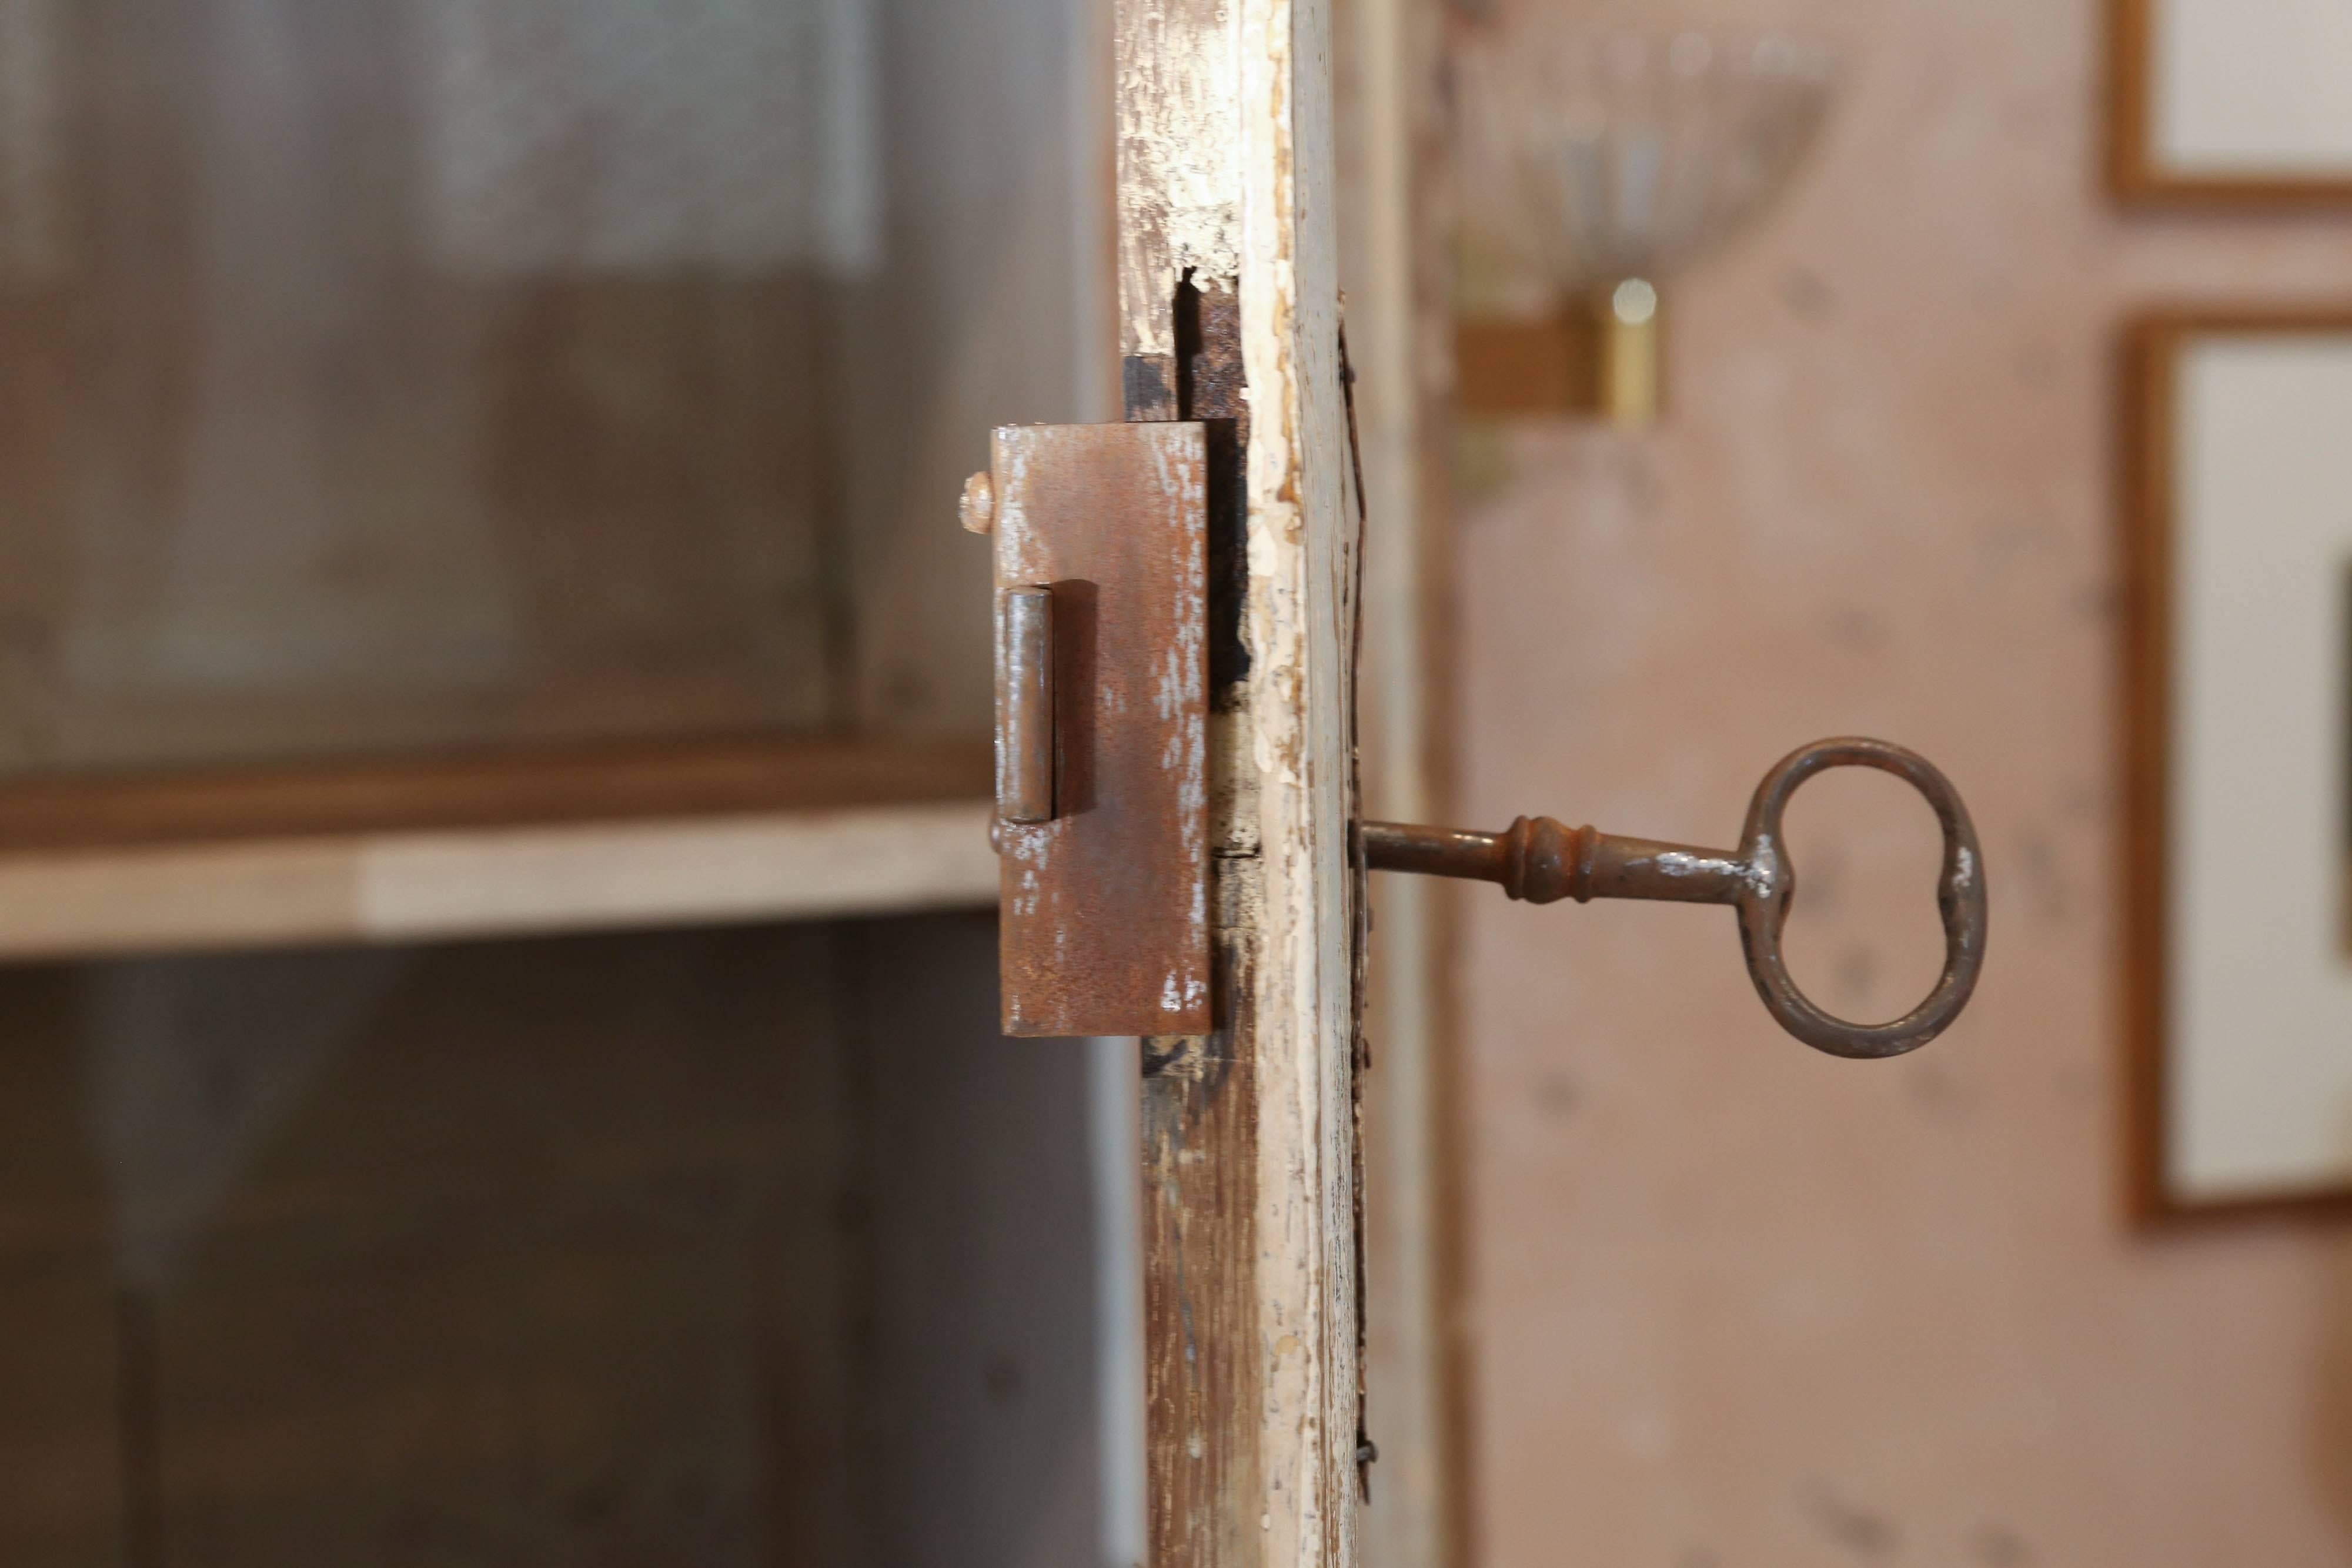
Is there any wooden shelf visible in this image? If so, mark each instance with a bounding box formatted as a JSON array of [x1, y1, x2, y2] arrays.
[[0, 734, 994, 851], [0, 737, 1000, 961]]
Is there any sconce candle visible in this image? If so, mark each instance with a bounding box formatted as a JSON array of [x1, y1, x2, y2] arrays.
[[1600, 277, 1661, 426]]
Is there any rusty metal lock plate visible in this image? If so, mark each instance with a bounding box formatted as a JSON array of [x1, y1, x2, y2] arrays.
[[990, 422, 1210, 1037]]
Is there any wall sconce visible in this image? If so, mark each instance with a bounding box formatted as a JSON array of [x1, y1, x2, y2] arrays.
[[1455, 25, 1838, 427]]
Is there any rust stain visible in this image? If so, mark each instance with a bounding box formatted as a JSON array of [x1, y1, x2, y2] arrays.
[[991, 422, 1214, 1037]]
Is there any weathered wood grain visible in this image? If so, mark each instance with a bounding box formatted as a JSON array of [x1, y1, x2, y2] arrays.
[[1122, 0, 1362, 1559], [1115, 0, 1241, 369]]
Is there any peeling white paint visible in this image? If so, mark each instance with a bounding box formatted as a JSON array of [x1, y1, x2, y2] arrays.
[[1114, 0, 1242, 356], [1114, 0, 1355, 1552], [1234, 0, 1358, 1557]]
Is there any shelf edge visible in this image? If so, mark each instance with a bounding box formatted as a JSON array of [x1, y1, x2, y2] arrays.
[[0, 799, 1000, 961]]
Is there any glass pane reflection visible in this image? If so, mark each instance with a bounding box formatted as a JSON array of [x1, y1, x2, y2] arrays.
[[0, 0, 880, 777]]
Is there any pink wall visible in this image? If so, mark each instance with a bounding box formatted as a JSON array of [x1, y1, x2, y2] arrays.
[[1460, 0, 2352, 1561]]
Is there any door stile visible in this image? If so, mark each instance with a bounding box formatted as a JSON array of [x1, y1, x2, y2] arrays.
[[1117, 0, 1363, 1564]]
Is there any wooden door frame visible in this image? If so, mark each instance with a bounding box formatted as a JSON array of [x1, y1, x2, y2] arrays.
[[1116, 0, 1365, 1561], [1336, 0, 1471, 1563]]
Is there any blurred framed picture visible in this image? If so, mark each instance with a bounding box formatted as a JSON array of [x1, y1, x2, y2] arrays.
[[2110, 0, 2352, 202], [2124, 313, 2352, 1219]]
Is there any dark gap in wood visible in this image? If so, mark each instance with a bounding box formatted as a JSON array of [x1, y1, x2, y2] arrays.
[[1123, 354, 1180, 422], [1339, 318, 1376, 1506], [1173, 273, 1253, 707]]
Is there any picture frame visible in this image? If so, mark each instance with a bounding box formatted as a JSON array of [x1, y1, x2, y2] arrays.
[[2123, 311, 2352, 1221], [2109, 0, 2352, 204]]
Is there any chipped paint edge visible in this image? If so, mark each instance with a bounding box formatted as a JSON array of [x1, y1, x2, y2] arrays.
[[1236, 0, 1361, 1558]]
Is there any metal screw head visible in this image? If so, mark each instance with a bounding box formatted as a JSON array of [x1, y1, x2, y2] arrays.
[[960, 470, 997, 534]]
